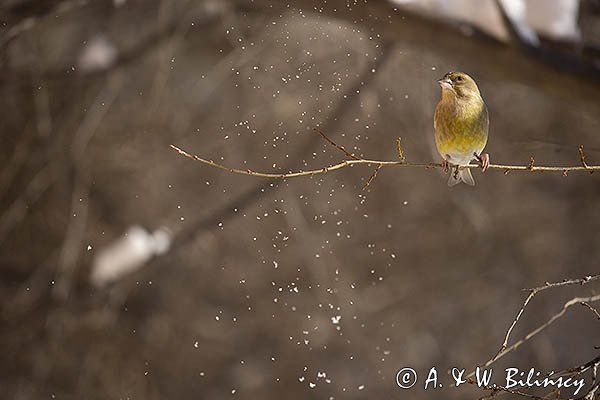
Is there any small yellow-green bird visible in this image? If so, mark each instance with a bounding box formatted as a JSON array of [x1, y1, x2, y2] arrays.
[[434, 71, 489, 186]]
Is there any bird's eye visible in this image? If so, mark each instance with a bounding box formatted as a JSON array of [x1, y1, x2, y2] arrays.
[[455, 76, 464, 82]]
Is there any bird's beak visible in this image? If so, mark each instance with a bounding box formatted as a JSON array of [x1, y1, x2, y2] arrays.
[[438, 77, 452, 90]]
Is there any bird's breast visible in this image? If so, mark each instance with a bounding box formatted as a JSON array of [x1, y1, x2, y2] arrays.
[[434, 96, 488, 159]]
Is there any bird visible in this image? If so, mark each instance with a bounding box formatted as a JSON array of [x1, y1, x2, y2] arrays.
[[434, 71, 490, 186]]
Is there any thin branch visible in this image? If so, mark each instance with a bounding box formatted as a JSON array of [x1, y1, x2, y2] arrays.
[[585, 383, 599, 400], [528, 156, 535, 171], [313, 128, 360, 160], [580, 301, 600, 320], [494, 275, 600, 360], [478, 293, 600, 374], [314, 127, 383, 191], [579, 145, 593, 171], [170, 144, 436, 178], [361, 163, 383, 191], [473, 294, 600, 400], [462, 275, 600, 384], [171, 142, 600, 179], [493, 289, 536, 360], [585, 363, 599, 400], [474, 355, 600, 400]]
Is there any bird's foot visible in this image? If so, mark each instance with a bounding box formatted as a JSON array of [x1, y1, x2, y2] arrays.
[[474, 152, 490, 173], [480, 153, 490, 172], [441, 159, 450, 173]]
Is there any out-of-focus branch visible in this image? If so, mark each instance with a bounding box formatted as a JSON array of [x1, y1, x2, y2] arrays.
[[0, 0, 91, 51], [493, 0, 600, 78], [0, 73, 123, 247], [1, 1, 221, 82], [493, 0, 540, 48]]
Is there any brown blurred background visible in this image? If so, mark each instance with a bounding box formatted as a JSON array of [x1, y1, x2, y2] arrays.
[[1, 0, 600, 399]]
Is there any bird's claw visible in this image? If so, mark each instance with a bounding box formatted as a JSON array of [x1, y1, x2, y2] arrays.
[[480, 153, 490, 172], [441, 159, 450, 173], [474, 152, 490, 173]]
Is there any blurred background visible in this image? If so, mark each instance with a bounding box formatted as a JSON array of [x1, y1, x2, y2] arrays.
[[1, 0, 600, 399]]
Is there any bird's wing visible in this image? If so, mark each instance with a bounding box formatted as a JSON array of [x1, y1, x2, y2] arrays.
[[484, 104, 490, 132]]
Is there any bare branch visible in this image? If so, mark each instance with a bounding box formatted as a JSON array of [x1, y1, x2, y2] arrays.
[[523, 275, 600, 292], [463, 274, 600, 384], [493, 275, 600, 360], [479, 293, 600, 372], [579, 145, 594, 174], [0, 0, 91, 51], [493, 289, 536, 360], [171, 140, 600, 180], [313, 128, 360, 160], [528, 156, 535, 171], [580, 301, 600, 320], [361, 164, 383, 192], [170, 144, 440, 179]]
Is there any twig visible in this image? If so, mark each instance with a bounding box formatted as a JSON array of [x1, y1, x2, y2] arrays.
[[579, 145, 594, 174], [313, 128, 360, 160], [466, 275, 600, 400], [502, 293, 600, 359], [585, 363, 599, 400], [396, 137, 406, 163], [580, 301, 600, 320], [473, 294, 600, 400], [474, 355, 600, 400], [493, 289, 536, 360], [528, 156, 535, 171], [314, 127, 384, 191], [523, 275, 600, 292], [361, 163, 383, 191], [586, 383, 599, 400]]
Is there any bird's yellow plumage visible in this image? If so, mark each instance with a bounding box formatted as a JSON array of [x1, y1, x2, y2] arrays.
[[434, 71, 489, 186]]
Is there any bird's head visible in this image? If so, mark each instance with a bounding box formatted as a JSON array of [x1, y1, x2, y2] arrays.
[[438, 71, 481, 99]]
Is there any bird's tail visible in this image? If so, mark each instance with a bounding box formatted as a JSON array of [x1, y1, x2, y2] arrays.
[[448, 167, 475, 186]]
